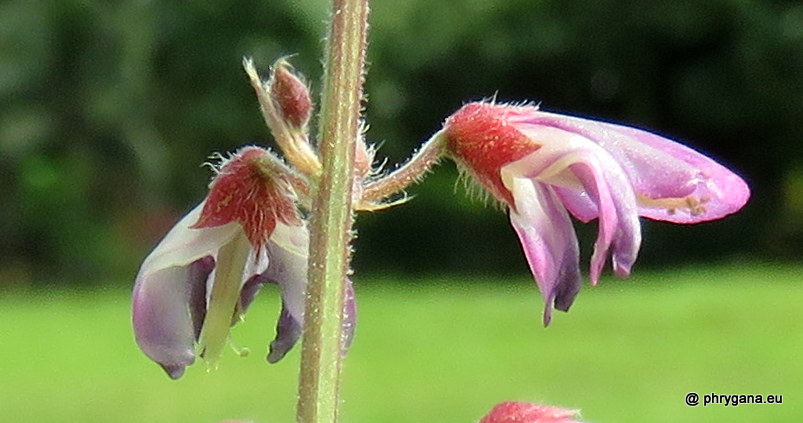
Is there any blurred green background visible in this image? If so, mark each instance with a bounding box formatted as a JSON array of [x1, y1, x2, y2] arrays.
[[1, 0, 802, 422]]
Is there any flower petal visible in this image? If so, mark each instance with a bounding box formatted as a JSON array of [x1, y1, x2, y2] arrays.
[[504, 127, 641, 283], [267, 301, 303, 363], [505, 176, 581, 326], [263, 222, 309, 323], [565, 161, 640, 280], [141, 202, 240, 273], [266, 279, 357, 362], [132, 257, 214, 379], [341, 278, 357, 353], [258, 222, 309, 361], [134, 202, 241, 377], [521, 112, 750, 223], [260, 222, 359, 360], [189, 256, 214, 339]]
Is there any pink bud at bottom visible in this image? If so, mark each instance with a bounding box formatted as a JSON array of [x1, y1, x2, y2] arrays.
[[480, 401, 582, 423]]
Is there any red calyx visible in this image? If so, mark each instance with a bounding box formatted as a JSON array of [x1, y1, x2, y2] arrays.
[[193, 147, 301, 248], [444, 102, 539, 206]]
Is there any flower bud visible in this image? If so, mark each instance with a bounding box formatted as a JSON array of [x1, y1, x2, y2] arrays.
[[481, 402, 583, 423], [270, 59, 312, 129]]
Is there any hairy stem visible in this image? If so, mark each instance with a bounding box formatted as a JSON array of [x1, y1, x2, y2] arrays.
[[296, 0, 369, 422], [360, 129, 446, 206]]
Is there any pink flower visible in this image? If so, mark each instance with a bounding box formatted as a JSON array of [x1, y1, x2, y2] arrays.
[[444, 102, 749, 325], [481, 401, 583, 423], [132, 146, 356, 378]]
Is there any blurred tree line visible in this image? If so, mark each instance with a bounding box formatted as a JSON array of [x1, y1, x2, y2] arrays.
[[2, 0, 802, 287]]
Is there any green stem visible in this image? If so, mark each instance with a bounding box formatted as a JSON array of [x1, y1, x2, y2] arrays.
[[296, 0, 369, 422]]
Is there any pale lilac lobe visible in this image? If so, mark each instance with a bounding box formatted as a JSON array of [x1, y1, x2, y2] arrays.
[[268, 304, 302, 363], [132, 204, 239, 379], [444, 102, 749, 324], [508, 177, 581, 326]]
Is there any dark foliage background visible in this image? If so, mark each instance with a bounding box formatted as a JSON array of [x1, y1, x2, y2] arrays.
[[2, 0, 802, 286]]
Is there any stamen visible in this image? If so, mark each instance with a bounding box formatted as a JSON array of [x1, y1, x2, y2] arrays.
[[230, 341, 251, 358], [637, 194, 709, 216]]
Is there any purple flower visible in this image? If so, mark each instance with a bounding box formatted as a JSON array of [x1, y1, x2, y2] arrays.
[[443, 102, 750, 325], [132, 147, 356, 379]]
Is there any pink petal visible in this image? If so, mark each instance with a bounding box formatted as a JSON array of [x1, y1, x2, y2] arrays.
[[566, 162, 640, 280], [504, 127, 641, 283], [520, 112, 750, 223], [507, 177, 581, 326]]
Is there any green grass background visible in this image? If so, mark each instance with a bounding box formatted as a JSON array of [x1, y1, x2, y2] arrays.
[[1, 262, 800, 423]]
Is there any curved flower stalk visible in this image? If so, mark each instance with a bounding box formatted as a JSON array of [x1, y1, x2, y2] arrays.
[[443, 102, 750, 325], [132, 146, 356, 379]]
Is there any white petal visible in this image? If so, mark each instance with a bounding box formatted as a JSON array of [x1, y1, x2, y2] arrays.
[[263, 222, 310, 322], [139, 202, 240, 279]]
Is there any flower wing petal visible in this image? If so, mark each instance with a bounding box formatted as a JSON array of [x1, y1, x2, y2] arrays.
[[263, 223, 309, 321], [132, 257, 214, 379], [523, 112, 750, 223], [505, 127, 642, 283], [259, 222, 309, 361], [267, 302, 303, 363], [505, 176, 581, 326], [261, 222, 358, 359]]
